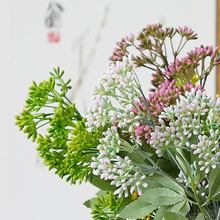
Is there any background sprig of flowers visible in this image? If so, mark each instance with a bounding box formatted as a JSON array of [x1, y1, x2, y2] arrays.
[[16, 24, 220, 220]]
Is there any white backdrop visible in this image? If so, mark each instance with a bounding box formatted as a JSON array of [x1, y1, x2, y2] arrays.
[[0, 0, 216, 219]]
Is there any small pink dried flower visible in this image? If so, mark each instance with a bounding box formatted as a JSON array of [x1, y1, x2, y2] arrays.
[[109, 34, 134, 63], [177, 26, 198, 40], [135, 125, 152, 144], [187, 45, 219, 63], [148, 80, 181, 117]]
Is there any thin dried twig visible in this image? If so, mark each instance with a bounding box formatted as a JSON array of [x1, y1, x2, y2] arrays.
[[70, 5, 110, 104]]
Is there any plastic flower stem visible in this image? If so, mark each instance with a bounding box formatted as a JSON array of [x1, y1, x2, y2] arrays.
[[171, 149, 195, 183], [132, 43, 158, 68], [176, 36, 184, 54], [141, 64, 157, 71], [33, 113, 53, 118], [216, 208, 220, 220], [132, 71, 155, 126], [166, 150, 198, 199], [176, 39, 188, 55], [43, 105, 56, 109], [133, 163, 157, 175], [200, 57, 205, 86], [202, 75, 208, 88], [202, 64, 214, 88], [167, 150, 188, 178], [201, 57, 205, 75], [52, 90, 63, 103], [163, 40, 168, 58], [192, 184, 212, 220], [170, 38, 175, 56], [36, 121, 50, 130], [195, 66, 201, 79], [137, 149, 194, 199], [158, 50, 169, 69], [149, 49, 156, 61], [64, 95, 73, 105], [136, 149, 155, 166]]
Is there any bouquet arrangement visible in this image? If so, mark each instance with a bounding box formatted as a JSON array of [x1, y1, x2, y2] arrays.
[[16, 24, 220, 220]]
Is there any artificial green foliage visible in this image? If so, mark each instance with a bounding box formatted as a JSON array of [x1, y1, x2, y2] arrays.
[[154, 206, 169, 220], [170, 200, 190, 216], [119, 175, 189, 220], [208, 168, 220, 201], [195, 213, 205, 220], [89, 175, 117, 192], [16, 24, 220, 220], [64, 120, 102, 183], [119, 200, 157, 219], [119, 187, 185, 219], [163, 212, 188, 220], [16, 67, 81, 141], [16, 68, 101, 184], [147, 175, 185, 195], [155, 205, 190, 220], [37, 119, 101, 183], [89, 191, 124, 220]]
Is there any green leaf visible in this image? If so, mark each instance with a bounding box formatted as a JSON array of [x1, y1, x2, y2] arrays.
[[208, 167, 220, 201], [89, 175, 116, 191], [195, 213, 205, 220], [149, 175, 185, 195], [128, 150, 151, 164], [154, 202, 189, 220], [119, 201, 157, 219], [119, 187, 185, 219], [154, 206, 169, 220], [142, 187, 184, 206], [84, 191, 106, 209], [90, 191, 124, 220], [84, 197, 97, 209], [174, 150, 193, 184], [170, 200, 190, 216], [157, 158, 179, 177], [164, 211, 188, 220]]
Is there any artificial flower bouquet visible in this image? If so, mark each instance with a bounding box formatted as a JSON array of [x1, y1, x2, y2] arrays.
[[16, 24, 220, 220]]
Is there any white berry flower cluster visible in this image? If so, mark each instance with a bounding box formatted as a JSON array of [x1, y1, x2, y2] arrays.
[[150, 90, 220, 174], [196, 179, 209, 197], [191, 131, 220, 174], [91, 127, 148, 198], [86, 57, 145, 134], [85, 95, 114, 132], [176, 170, 188, 185]]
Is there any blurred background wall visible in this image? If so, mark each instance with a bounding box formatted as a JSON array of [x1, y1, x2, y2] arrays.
[[0, 0, 216, 219]]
